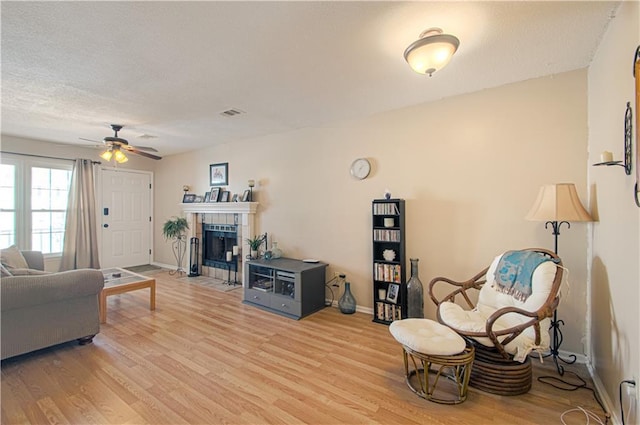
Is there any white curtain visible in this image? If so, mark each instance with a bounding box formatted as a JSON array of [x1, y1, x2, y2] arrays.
[[59, 159, 100, 270]]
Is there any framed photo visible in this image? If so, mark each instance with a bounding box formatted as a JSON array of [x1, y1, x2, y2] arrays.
[[220, 190, 230, 202], [209, 162, 229, 186], [241, 189, 251, 202], [231, 194, 239, 202], [182, 193, 196, 203], [194, 195, 204, 203], [386, 284, 399, 304], [208, 188, 221, 202], [204, 191, 211, 203]]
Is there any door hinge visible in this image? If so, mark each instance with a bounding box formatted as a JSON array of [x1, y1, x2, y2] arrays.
[[149, 216, 152, 222], [149, 183, 152, 189], [149, 249, 152, 255]]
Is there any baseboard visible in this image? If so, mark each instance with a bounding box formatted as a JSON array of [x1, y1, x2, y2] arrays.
[[324, 300, 374, 316], [558, 349, 588, 365], [586, 361, 619, 424], [151, 261, 176, 270]]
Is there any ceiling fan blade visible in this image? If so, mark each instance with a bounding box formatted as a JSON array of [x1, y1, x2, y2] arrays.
[[128, 147, 162, 160], [122, 145, 158, 153], [79, 137, 101, 143]]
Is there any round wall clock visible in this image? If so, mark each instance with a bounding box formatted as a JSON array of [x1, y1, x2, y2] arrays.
[[350, 158, 371, 180]]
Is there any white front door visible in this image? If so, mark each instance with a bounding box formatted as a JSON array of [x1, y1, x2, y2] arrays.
[[100, 168, 152, 268]]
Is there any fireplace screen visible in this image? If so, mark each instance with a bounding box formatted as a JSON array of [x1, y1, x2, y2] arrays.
[[202, 224, 238, 271]]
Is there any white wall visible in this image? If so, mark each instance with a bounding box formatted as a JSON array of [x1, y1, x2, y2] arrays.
[[154, 69, 591, 355], [588, 1, 639, 423]]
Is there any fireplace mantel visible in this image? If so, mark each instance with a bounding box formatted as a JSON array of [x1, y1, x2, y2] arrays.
[[179, 202, 258, 214], [179, 202, 259, 285]]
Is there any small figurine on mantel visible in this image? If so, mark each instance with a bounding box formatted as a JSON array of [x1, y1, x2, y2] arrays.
[[384, 189, 391, 200]]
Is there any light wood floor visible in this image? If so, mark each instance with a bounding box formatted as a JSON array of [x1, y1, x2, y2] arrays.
[[2, 270, 607, 424]]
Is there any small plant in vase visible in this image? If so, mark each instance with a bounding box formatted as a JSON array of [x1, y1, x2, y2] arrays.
[[162, 217, 189, 275], [246, 234, 266, 259]]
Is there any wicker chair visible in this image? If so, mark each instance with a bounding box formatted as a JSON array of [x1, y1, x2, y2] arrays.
[[428, 248, 563, 395]]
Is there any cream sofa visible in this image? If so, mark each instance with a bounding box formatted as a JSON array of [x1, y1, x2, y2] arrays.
[[1, 251, 104, 360]]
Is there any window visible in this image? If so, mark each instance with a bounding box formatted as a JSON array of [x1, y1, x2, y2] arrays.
[[0, 155, 72, 255], [0, 163, 16, 247]]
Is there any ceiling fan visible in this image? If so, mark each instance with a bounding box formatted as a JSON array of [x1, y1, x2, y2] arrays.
[[80, 124, 162, 162]]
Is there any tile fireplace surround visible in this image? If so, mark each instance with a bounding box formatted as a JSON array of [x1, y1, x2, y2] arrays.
[[180, 202, 258, 284]]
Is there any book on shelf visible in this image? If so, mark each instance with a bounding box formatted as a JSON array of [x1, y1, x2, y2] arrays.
[[373, 229, 401, 242], [374, 263, 401, 283], [373, 202, 400, 216], [253, 286, 271, 292], [252, 279, 273, 291]]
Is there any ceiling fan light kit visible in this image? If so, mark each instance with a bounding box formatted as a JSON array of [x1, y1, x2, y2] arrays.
[[93, 124, 162, 162], [404, 27, 459, 76]]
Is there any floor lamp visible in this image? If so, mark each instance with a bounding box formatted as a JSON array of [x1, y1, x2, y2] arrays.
[[525, 183, 593, 376]]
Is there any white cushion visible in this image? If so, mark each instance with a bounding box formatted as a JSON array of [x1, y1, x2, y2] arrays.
[[0, 245, 28, 270], [438, 252, 559, 362], [479, 253, 557, 313], [389, 318, 466, 356]]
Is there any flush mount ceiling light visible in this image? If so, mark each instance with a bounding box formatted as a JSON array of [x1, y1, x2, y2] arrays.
[[404, 27, 460, 76]]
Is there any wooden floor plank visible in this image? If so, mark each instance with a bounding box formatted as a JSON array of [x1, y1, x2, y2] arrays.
[[1, 270, 606, 424]]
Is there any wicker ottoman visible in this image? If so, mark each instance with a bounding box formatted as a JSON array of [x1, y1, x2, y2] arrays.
[[389, 319, 475, 404]]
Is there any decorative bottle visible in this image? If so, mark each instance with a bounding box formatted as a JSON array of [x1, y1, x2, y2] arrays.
[[406, 258, 424, 318], [271, 242, 283, 259], [338, 278, 356, 314]]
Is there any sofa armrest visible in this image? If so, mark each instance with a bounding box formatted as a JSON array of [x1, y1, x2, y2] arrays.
[[1, 269, 104, 311], [20, 251, 45, 271]]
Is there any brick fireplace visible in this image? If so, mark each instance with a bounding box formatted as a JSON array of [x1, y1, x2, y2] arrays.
[[180, 202, 258, 285]]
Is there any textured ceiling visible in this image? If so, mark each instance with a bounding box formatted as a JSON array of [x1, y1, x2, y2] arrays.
[[1, 1, 619, 157]]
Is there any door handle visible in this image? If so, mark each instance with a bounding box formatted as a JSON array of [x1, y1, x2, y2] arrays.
[[103, 224, 109, 228]]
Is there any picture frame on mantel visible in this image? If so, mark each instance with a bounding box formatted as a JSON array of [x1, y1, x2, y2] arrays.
[[182, 193, 196, 203], [209, 188, 221, 202], [209, 162, 229, 186]]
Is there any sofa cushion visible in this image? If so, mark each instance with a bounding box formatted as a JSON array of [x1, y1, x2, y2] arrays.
[[8, 268, 51, 276], [0, 264, 12, 277], [1, 245, 29, 270]]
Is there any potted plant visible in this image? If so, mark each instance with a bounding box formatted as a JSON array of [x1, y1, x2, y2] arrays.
[[163, 217, 189, 274], [246, 234, 266, 259]]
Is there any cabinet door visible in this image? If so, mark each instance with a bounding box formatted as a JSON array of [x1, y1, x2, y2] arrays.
[[273, 270, 299, 301], [247, 265, 274, 292]]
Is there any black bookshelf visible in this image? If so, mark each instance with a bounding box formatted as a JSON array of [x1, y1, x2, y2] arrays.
[[371, 199, 406, 324]]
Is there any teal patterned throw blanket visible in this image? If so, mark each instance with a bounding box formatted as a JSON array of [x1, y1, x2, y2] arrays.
[[493, 250, 555, 302]]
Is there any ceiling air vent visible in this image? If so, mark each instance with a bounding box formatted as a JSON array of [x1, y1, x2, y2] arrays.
[[220, 108, 244, 117], [137, 134, 157, 139]]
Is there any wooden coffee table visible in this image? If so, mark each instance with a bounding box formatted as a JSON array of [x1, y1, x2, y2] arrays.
[[100, 268, 156, 323]]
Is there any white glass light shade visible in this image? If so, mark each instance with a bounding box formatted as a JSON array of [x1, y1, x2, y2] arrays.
[[404, 28, 459, 76], [526, 183, 593, 222], [100, 150, 113, 161], [113, 149, 128, 163]]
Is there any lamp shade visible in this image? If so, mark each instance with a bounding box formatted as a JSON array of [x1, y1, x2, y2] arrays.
[[113, 149, 128, 163], [526, 183, 593, 222], [404, 28, 459, 76], [100, 149, 113, 161]]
